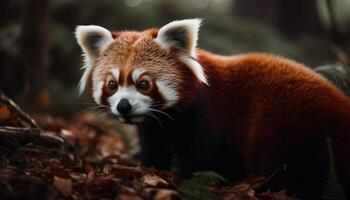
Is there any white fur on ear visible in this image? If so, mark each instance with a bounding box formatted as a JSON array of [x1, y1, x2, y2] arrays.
[[156, 19, 208, 85], [155, 19, 201, 58], [75, 25, 113, 57], [178, 54, 208, 85], [75, 25, 114, 94]]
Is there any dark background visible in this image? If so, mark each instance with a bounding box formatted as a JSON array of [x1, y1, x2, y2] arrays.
[[1, 0, 350, 115]]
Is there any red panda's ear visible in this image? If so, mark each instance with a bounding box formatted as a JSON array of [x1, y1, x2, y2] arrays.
[[75, 25, 113, 59], [156, 19, 208, 85], [155, 19, 201, 58], [75, 25, 113, 94]]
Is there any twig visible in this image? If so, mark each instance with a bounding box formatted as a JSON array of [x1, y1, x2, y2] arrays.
[[0, 91, 42, 131], [0, 92, 65, 148], [0, 126, 64, 148], [260, 164, 287, 187], [0, 126, 41, 134]]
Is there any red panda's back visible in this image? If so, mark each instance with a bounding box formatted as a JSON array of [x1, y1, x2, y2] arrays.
[[198, 51, 350, 134], [198, 51, 350, 195]]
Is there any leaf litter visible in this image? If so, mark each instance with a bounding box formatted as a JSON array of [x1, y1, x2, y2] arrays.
[[0, 92, 298, 200]]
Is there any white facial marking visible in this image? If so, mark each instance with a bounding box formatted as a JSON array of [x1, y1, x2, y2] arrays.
[[78, 62, 92, 94], [92, 81, 104, 104], [108, 86, 153, 116], [156, 80, 179, 107], [131, 68, 144, 83], [111, 68, 120, 81], [179, 55, 208, 85]]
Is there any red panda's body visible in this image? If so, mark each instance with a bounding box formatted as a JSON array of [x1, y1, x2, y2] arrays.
[[75, 19, 350, 199], [197, 50, 350, 174], [139, 51, 350, 199]]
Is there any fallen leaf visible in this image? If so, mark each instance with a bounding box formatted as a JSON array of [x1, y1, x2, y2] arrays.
[[153, 189, 179, 200], [141, 174, 168, 187], [230, 183, 253, 194], [222, 193, 241, 200], [111, 165, 144, 179], [87, 170, 96, 181], [117, 193, 143, 200], [0, 105, 11, 122], [53, 176, 72, 196], [257, 190, 300, 200], [143, 188, 179, 200]]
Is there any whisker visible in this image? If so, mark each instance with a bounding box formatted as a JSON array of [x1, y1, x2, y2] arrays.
[[94, 108, 110, 116], [72, 101, 98, 106], [150, 100, 184, 113], [147, 108, 176, 122], [151, 103, 184, 113], [144, 111, 163, 128], [75, 104, 110, 117]]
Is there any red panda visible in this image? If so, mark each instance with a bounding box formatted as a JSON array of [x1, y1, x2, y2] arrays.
[[75, 19, 350, 199]]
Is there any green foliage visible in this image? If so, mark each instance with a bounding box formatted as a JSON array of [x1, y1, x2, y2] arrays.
[[179, 171, 228, 200], [315, 64, 350, 97]]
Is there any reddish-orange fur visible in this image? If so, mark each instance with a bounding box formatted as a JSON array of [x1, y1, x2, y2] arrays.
[[82, 27, 350, 198], [197, 50, 350, 193]]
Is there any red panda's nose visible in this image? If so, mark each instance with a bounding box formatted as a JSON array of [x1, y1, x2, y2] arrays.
[[117, 98, 132, 115]]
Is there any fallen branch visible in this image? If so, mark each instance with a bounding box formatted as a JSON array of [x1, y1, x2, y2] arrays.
[[0, 91, 42, 131], [0, 126, 64, 148], [0, 126, 41, 134]]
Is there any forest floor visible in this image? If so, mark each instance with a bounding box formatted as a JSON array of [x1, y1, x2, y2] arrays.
[[0, 92, 298, 200]]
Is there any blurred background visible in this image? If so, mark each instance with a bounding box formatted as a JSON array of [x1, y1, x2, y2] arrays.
[[1, 2, 350, 198], [1, 0, 350, 115]]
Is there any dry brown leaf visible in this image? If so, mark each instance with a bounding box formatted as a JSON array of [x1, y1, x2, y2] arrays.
[[0, 105, 11, 122], [143, 188, 179, 200], [51, 167, 70, 178], [248, 176, 266, 189], [231, 183, 253, 194], [222, 194, 243, 200], [141, 174, 168, 187], [103, 164, 112, 174], [153, 189, 179, 200], [222, 182, 258, 200], [117, 193, 143, 200], [258, 190, 300, 200], [99, 135, 126, 156], [53, 176, 72, 196], [111, 165, 144, 179], [70, 172, 87, 181], [87, 169, 96, 181]]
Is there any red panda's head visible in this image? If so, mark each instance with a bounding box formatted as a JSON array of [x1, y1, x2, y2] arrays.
[[75, 19, 208, 123]]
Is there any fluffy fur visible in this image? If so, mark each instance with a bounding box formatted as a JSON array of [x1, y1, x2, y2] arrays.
[[155, 19, 207, 84], [75, 25, 114, 94], [76, 19, 350, 199]]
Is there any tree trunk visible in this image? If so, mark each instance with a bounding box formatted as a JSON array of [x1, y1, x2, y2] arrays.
[[233, 0, 324, 37], [18, 0, 51, 111]]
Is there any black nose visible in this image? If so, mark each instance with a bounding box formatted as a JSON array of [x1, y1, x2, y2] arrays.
[[117, 98, 132, 115]]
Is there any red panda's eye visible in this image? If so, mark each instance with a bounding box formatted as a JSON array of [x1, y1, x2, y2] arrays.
[[137, 80, 150, 91], [107, 80, 118, 92]]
